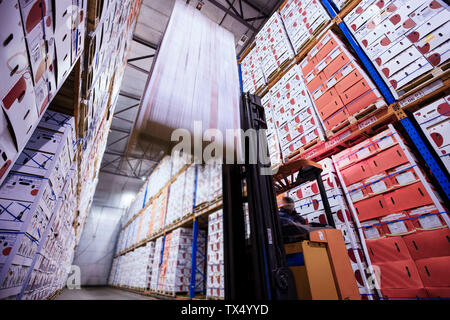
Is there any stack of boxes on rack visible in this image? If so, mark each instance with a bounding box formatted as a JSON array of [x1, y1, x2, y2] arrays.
[[114, 158, 223, 258], [108, 241, 155, 289], [266, 65, 326, 161], [413, 95, 450, 172], [0, 0, 86, 186], [77, 0, 141, 239], [156, 228, 206, 294], [238, 0, 450, 300], [332, 125, 449, 298], [255, 12, 295, 82], [110, 155, 224, 297], [206, 210, 224, 299], [344, 0, 450, 99], [241, 46, 266, 94], [286, 158, 376, 298], [280, 0, 331, 53], [300, 30, 385, 133], [0, 110, 77, 300]]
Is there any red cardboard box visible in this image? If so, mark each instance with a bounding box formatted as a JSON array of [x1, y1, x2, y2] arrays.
[[425, 287, 450, 298], [341, 159, 374, 186], [384, 182, 434, 212], [353, 194, 389, 221], [323, 50, 351, 78], [403, 228, 450, 260], [317, 95, 345, 120], [366, 236, 412, 263], [415, 256, 450, 287], [323, 107, 350, 130], [374, 259, 424, 289], [366, 144, 408, 175]]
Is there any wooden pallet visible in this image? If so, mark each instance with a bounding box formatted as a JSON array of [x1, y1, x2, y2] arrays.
[[397, 61, 450, 101], [194, 202, 209, 213], [266, 57, 295, 84], [293, 104, 397, 162], [206, 296, 224, 301], [209, 195, 223, 206], [338, 0, 361, 19], [287, 136, 323, 160], [326, 99, 387, 137]]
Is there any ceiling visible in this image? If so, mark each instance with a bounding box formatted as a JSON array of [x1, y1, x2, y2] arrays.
[[94, 0, 284, 209]]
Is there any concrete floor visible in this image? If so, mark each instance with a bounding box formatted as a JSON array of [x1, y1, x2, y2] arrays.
[[55, 287, 156, 300]]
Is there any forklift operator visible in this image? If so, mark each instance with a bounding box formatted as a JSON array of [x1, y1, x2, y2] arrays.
[[278, 197, 308, 225]]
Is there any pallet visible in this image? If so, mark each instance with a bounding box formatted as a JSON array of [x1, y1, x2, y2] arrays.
[[194, 202, 209, 213], [326, 99, 387, 137], [209, 195, 223, 206], [287, 136, 323, 160], [266, 57, 295, 84], [338, 0, 361, 19], [399, 78, 450, 113], [292, 104, 397, 162], [397, 60, 450, 101]]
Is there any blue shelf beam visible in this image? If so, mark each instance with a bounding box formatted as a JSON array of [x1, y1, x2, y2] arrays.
[[400, 118, 450, 200]]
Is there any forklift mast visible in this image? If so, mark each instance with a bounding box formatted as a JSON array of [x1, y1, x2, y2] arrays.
[[222, 93, 298, 300]]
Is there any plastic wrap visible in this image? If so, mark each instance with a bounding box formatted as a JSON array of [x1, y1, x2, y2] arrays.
[[135, 0, 241, 159]]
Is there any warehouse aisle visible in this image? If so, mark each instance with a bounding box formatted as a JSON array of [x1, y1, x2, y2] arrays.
[[55, 287, 156, 300]]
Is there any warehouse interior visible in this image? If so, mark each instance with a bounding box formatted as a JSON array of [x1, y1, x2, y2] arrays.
[[0, 0, 450, 302]]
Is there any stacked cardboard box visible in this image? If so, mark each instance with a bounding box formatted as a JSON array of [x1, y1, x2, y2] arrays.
[[157, 228, 205, 293], [149, 236, 163, 291], [263, 94, 283, 166], [241, 46, 266, 94], [413, 95, 450, 173], [267, 64, 326, 160], [0, 110, 77, 300], [344, 0, 450, 99], [21, 164, 78, 300], [300, 30, 384, 132], [108, 241, 155, 289], [206, 210, 224, 299], [146, 157, 173, 201], [255, 12, 295, 81], [165, 171, 187, 226], [333, 125, 449, 299], [280, 0, 331, 53], [287, 158, 376, 298]]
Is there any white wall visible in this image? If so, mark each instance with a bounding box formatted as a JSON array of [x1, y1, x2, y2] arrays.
[[72, 205, 124, 286]]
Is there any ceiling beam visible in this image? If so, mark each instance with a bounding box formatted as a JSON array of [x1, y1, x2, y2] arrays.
[[242, 0, 271, 16], [99, 169, 144, 180], [127, 54, 155, 63], [132, 35, 158, 50], [113, 115, 134, 124], [119, 91, 141, 101], [110, 127, 131, 134], [104, 150, 158, 162], [114, 103, 140, 116], [127, 63, 150, 74], [207, 0, 257, 32]]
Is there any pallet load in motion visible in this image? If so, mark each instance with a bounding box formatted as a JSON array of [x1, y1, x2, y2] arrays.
[[133, 0, 242, 159]]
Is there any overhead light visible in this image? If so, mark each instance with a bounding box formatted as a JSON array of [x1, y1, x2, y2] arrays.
[[122, 192, 135, 207], [141, 176, 147, 181], [196, 0, 204, 10]]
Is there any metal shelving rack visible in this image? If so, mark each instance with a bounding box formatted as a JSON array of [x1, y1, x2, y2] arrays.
[[319, 0, 450, 201]]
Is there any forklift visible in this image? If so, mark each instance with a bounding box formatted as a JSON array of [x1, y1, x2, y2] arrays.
[[222, 93, 360, 300]]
